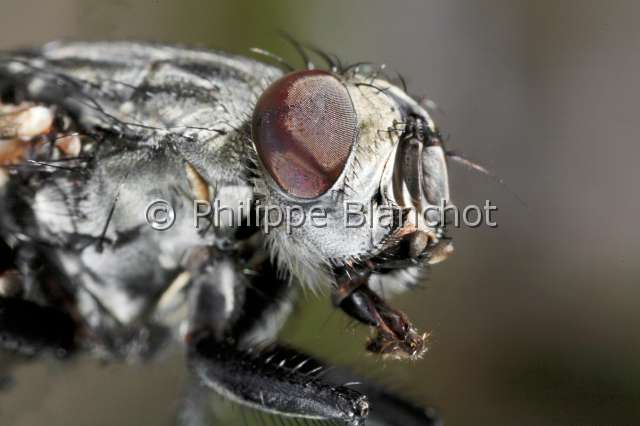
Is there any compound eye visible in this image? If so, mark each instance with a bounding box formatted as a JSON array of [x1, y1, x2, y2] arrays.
[[252, 70, 357, 199]]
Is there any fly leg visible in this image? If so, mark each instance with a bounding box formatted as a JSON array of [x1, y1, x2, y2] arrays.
[[190, 337, 369, 425], [322, 367, 442, 426], [182, 254, 369, 426], [0, 244, 76, 392], [0, 293, 76, 357], [0, 248, 77, 358], [333, 268, 428, 360], [329, 269, 440, 426]]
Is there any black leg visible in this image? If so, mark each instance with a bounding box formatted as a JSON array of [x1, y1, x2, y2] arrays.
[[183, 254, 369, 425], [322, 367, 442, 426], [0, 296, 76, 357], [189, 336, 369, 425], [333, 270, 427, 360], [184, 253, 437, 425]]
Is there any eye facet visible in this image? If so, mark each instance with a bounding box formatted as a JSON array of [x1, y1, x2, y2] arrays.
[[252, 70, 357, 199]]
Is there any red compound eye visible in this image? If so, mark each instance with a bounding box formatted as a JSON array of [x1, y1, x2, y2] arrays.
[[252, 70, 357, 199]]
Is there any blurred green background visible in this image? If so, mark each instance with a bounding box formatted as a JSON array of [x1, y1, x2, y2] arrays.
[[1, 0, 639, 425]]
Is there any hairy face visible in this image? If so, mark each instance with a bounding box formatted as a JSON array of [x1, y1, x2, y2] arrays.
[[251, 65, 451, 283]]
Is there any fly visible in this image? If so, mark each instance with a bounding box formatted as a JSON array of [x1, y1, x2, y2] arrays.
[[0, 40, 453, 425]]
